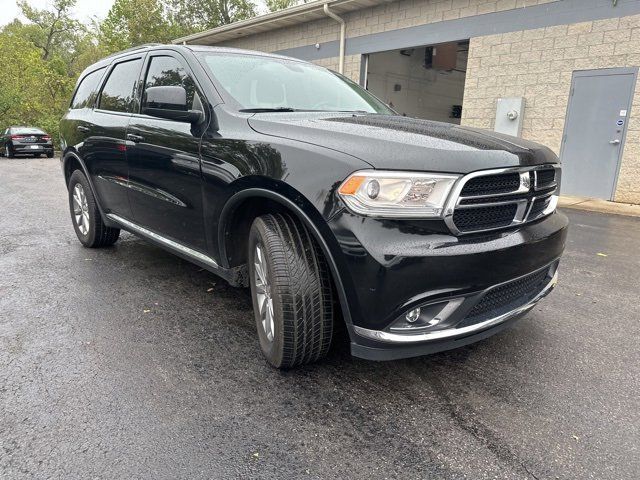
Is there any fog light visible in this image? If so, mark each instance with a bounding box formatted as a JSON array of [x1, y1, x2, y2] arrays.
[[405, 308, 421, 323], [390, 298, 465, 333]]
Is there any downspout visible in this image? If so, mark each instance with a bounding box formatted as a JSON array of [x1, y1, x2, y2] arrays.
[[323, 3, 346, 74]]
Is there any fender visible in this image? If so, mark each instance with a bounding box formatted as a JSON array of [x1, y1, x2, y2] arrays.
[[218, 188, 354, 327], [61, 150, 117, 228]]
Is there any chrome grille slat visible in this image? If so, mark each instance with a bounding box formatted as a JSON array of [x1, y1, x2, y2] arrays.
[[443, 165, 560, 235]]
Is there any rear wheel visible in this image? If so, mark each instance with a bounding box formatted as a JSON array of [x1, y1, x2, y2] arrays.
[[68, 169, 120, 248], [248, 213, 334, 368], [47, 151, 54, 158]]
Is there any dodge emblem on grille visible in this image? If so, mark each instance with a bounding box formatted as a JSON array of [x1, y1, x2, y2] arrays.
[[521, 174, 531, 190]]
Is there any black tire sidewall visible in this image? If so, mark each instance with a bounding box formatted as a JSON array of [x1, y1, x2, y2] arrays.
[[68, 170, 98, 247], [248, 219, 285, 367]]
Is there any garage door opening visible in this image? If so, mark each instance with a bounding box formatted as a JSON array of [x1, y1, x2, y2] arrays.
[[365, 41, 469, 124]]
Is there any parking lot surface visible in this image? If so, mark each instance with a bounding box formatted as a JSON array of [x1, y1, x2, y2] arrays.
[[1, 157, 639, 479]]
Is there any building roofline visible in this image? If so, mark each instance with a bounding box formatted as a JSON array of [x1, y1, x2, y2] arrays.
[[172, 0, 387, 45]]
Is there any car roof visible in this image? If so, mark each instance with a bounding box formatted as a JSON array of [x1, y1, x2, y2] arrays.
[[79, 44, 310, 77], [183, 45, 307, 63]]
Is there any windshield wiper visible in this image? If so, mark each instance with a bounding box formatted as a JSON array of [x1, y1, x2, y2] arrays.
[[239, 107, 299, 113]]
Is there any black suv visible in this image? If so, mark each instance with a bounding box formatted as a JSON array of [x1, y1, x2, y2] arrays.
[[59, 45, 568, 368], [1, 126, 54, 158]]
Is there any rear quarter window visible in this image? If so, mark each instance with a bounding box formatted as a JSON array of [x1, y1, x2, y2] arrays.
[[71, 67, 106, 109]]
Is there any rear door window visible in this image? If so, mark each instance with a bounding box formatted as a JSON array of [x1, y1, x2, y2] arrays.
[[99, 58, 143, 113], [71, 67, 106, 109]]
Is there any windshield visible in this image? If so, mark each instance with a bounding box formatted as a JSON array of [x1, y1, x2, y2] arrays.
[[198, 53, 393, 114]]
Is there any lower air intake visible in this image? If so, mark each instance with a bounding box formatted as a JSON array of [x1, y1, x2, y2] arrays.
[[457, 266, 551, 328]]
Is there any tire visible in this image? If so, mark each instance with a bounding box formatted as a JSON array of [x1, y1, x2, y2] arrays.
[[68, 169, 120, 248], [248, 213, 334, 368], [47, 151, 54, 158], [5, 144, 13, 158]]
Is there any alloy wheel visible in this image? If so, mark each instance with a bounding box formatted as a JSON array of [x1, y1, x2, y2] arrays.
[[72, 183, 90, 235], [253, 243, 275, 342]]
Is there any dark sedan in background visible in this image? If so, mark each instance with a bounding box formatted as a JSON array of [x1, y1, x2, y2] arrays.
[[1, 126, 54, 158]]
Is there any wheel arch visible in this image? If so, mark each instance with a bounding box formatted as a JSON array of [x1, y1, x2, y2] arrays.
[[218, 187, 353, 326], [62, 151, 111, 225]]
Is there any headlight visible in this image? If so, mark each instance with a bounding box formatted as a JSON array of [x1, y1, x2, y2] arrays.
[[338, 170, 459, 217]]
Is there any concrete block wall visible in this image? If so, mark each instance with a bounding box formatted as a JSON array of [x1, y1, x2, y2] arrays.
[[219, 0, 558, 59], [311, 55, 361, 82], [462, 14, 640, 203]]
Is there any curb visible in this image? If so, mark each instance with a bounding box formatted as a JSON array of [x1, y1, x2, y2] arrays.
[[559, 196, 640, 218]]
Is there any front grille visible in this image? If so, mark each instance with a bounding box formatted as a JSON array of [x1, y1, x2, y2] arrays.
[[460, 173, 520, 196], [453, 204, 518, 232], [448, 166, 559, 234], [529, 196, 551, 219], [457, 267, 551, 328], [536, 168, 556, 187]]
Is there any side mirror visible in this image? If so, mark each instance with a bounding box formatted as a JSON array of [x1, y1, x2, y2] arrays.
[[142, 86, 203, 124]]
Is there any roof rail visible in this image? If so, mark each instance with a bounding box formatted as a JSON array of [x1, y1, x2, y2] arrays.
[[102, 43, 164, 60]]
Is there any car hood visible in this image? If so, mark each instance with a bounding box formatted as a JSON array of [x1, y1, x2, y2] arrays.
[[248, 113, 558, 173]]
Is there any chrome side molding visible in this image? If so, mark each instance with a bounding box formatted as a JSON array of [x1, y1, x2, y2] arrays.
[[106, 213, 219, 269], [354, 271, 558, 344]]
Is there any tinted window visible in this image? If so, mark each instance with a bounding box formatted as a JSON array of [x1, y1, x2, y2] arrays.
[[99, 59, 143, 113], [143, 56, 197, 109], [71, 68, 106, 109]]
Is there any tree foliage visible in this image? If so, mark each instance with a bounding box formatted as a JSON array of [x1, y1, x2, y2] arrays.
[[166, 0, 256, 33], [265, 0, 305, 13], [0, 0, 262, 145], [100, 0, 178, 53]]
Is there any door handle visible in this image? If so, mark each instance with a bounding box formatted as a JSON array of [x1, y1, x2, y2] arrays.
[[126, 134, 144, 143], [609, 139, 621, 145], [76, 126, 90, 133]]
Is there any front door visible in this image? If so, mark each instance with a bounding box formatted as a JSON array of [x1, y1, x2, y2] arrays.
[[560, 68, 637, 200], [126, 52, 208, 251]]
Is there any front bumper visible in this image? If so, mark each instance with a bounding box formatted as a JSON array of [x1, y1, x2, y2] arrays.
[[352, 265, 557, 360], [327, 210, 568, 360]]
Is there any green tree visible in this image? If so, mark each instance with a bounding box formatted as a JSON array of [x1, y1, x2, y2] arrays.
[[166, 0, 257, 36], [100, 0, 177, 53], [16, 0, 82, 61], [265, 0, 303, 13]]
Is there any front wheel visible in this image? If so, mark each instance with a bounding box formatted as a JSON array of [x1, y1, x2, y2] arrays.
[[248, 213, 334, 368], [5, 144, 13, 158], [68, 169, 120, 247]]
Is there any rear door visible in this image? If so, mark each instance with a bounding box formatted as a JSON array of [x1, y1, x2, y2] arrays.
[[88, 55, 145, 218], [126, 51, 207, 251], [60, 66, 107, 157]]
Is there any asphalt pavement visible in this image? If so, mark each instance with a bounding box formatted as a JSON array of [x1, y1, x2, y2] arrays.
[[1, 157, 639, 479]]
